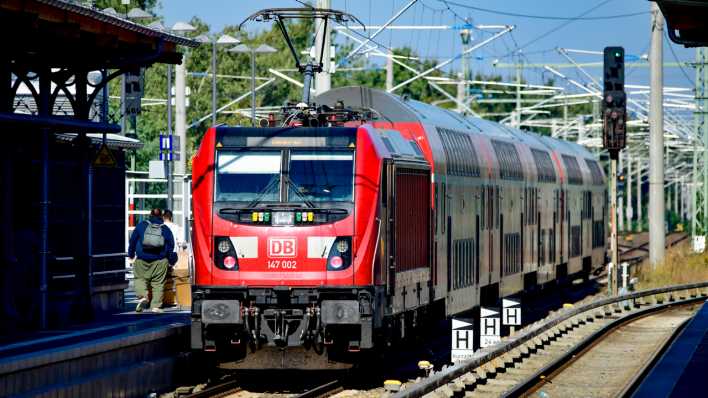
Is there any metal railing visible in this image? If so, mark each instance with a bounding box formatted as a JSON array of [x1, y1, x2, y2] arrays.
[[393, 281, 708, 398], [124, 171, 193, 274]]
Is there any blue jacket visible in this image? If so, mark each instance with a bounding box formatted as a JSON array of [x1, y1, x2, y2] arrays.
[[128, 217, 177, 264]]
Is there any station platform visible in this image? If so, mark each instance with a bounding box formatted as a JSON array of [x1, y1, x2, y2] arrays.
[[633, 299, 708, 397], [0, 309, 190, 397]]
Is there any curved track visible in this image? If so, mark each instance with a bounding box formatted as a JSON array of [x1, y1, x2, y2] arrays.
[[516, 304, 698, 398], [394, 283, 708, 398]]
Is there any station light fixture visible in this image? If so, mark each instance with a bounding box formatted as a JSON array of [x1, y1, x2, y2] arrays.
[[228, 43, 277, 126], [171, 21, 196, 34]]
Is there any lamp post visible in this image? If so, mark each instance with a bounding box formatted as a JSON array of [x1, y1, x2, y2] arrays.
[[102, 5, 151, 139], [167, 21, 196, 210], [196, 34, 240, 126], [171, 21, 195, 177], [458, 21, 472, 114], [229, 44, 277, 126]]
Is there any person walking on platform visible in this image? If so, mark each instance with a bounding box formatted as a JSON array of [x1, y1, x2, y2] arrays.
[[162, 209, 184, 252], [128, 208, 176, 313]]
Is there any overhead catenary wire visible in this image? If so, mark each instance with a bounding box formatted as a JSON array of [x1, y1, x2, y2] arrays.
[[666, 30, 695, 86], [438, 0, 650, 21]]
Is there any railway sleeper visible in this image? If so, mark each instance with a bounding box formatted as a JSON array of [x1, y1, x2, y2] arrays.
[[451, 380, 466, 394], [504, 364, 544, 378], [428, 385, 454, 398], [573, 316, 585, 327], [471, 378, 518, 395], [473, 367, 489, 384], [518, 345, 530, 357], [460, 372, 477, 388], [508, 348, 525, 363], [523, 341, 538, 354], [500, 353, 516, 368], [532, 336, 545, 348]]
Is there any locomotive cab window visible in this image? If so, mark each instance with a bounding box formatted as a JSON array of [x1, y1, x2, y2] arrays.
[[215, 151, 282, 202], [288, 151, 354, 203], [214, 149, 354, 204]]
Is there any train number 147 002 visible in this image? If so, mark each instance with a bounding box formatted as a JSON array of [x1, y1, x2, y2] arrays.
[[267, 260, 297, 269]]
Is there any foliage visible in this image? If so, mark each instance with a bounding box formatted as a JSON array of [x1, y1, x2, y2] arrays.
[[635, 240, 708, 290], [94, 0, 158, 12]]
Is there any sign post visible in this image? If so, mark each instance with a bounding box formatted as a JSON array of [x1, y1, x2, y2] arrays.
[[479, 307, 501, 348], [451, 318, 475, 364], [502, 298, 522, 334], [159, 134, 175, 209]]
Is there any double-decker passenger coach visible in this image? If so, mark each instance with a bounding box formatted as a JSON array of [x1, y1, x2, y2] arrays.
[[190, 87, 606, 369]]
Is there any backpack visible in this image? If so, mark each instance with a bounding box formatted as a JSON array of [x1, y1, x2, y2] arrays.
[[141, 221, 165, 251]]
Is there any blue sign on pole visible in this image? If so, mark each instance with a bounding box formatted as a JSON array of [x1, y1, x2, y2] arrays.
[[159, 134, 173, 161]]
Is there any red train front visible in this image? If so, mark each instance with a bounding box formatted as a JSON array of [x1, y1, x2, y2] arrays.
[[190, 123, 395, 369], [190, 87, 607, 370]]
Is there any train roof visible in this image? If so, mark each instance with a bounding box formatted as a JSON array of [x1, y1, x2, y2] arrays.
[[315, 86, 594, 160]]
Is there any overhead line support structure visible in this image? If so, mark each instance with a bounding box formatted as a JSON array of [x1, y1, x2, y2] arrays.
[[339, 0, 418, 66], [693, 47, 708, 249], [649, 2, 665, 266], [388, 25, 514, 93]]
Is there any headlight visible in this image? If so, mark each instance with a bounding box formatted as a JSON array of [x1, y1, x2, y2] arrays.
[[223, 256, 237, 269], [273, 211, 294, 226], [336, 240, 349, 253], [218, 240, 231, 253], [214, 237, 238, 271], [329, 255, 343, 269], [327, 237, 352, 271]]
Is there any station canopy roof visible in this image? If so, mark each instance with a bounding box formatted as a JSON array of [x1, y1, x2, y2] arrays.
[[1, 0, 198, 70]]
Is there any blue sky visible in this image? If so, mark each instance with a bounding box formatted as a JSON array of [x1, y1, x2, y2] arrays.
[[160, 0, 696, 89]]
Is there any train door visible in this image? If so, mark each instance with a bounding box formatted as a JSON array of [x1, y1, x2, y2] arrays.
[[383, 160, 432, 312]]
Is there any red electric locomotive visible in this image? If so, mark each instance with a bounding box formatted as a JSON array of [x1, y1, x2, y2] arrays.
[[190, 87, 607, 369]]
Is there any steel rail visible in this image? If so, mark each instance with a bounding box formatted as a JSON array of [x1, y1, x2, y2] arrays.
[[392, 281, 708, 398], [182, 377, 241, 398], [294, 380, 343, 398]]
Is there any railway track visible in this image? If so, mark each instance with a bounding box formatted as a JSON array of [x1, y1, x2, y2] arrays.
[[394, 282, 708, 398], [619, 231, 688, 265], [515, 304, 697, 398]]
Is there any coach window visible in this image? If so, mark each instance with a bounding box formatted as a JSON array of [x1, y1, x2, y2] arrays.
[[481, 186, 486, 230]]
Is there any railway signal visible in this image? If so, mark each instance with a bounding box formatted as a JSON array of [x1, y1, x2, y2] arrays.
[[602, 47, 626, 156], [603, 46, 626, 296], [123, 69, 144, 117]]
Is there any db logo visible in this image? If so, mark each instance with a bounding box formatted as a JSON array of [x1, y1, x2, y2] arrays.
[[268, 237, 297, 257]]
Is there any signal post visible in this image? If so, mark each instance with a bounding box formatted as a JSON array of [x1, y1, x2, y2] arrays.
[[602, 47, 626, 296]]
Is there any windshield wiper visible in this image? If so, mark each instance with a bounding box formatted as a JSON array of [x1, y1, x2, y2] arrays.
[[282, 174, 316, 209], [246, 176, 280, 209]]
